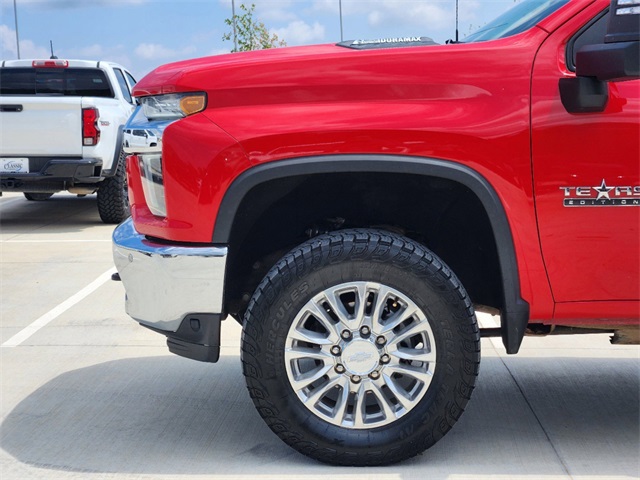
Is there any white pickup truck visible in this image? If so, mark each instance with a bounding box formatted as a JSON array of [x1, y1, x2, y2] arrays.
[[0, 59, 136, 223]]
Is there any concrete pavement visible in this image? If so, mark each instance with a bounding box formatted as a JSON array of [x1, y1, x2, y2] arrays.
[[1, 192, 638, 480]]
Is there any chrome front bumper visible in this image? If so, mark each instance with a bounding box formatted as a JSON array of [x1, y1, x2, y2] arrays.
[[112, 218, 227, 332]]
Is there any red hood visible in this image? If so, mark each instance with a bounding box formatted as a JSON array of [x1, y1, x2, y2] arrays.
[[131, 0, 598, 105], [132, 43, 354, 96]]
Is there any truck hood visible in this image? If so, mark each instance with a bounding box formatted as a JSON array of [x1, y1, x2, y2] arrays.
[[131, 29, 546, 111], [132, 39, 446, 97], [132, 0, 595, 105]]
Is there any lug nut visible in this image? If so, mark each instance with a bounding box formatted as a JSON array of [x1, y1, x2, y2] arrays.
[[369, 371, 380, 380], [335, 364, 346, 374], [376, 335, 386, 346], [360, 326, 371, 336], [351, 375, 361, 384], [380, 354, 391, 364], [341, 330, 352, 340], [330, 345, 341, 356]]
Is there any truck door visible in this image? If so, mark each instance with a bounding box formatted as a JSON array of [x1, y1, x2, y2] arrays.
[[531, 4, 639, 311]]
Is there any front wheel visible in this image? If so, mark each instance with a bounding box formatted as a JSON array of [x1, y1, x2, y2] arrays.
[[241, 229, 480, 466]]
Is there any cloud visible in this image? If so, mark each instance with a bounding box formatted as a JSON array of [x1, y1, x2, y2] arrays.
[[260, 7, 299, 23], [368, 11, 383, 27], [358, 1, 451, 30], [62, 43, 134, 70], [216, 1, 298, 24], [312, 0, 339, 14], [134, 43, 197, 60], [0, 24, 49, 59], [272, 20, 325, 46], [73, 43, 104, 57], [315, 0, 521, 42]]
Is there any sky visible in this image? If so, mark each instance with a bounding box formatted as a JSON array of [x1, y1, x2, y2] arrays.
[[1, 0, 520, 80]]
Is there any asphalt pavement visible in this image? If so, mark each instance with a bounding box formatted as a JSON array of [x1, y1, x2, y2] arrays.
[[1, 192, 638, 480]]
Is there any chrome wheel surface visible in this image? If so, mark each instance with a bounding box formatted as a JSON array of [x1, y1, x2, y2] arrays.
[[284, 281, 437, 429]]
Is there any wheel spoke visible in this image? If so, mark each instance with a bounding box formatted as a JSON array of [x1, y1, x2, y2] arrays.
[[285, 345, 333, 363], [379, 305, 420, 334], [353, 382, 368, 428], [303, 302, 341, 344], [382, 372, 414, 411], [304, 372, 343, 406], [386, 364, 434, 386], [320, 287, 352, 325], [289, 326, 334, 346], [290, 363, 333, 391], [369, 285, 393, 331], [389, 346, 436, 364], [386, 319, 431, 348], [332, 377, 351, 424], [353, 283, 370, 328], [370, 378, 396, 421]]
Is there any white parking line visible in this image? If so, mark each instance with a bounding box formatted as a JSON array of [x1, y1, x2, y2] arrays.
[[1, 267, 117, 348]]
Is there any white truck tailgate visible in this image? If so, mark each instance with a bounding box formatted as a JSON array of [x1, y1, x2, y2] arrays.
[[0, 97, 82, 156]]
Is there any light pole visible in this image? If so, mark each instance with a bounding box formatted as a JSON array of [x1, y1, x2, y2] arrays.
[[231, 0, 238, 52], [455, 0, 459, 43], [13, 0, 21, 59], [339, 0, 344, 42]]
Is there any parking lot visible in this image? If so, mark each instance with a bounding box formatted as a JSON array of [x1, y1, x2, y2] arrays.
[[0, 191, 638, 480]]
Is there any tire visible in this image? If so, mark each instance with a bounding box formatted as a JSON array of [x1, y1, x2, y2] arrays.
[[241, 229, 480, 466], [24, 192, 53, 201], [97, 150, 129, 224]]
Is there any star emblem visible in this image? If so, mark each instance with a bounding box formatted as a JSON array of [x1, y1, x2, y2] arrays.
[[593, 179, 614, 200]]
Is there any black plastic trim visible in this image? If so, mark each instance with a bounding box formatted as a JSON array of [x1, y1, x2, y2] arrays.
[[576, 41, 640, 82], [142, 313, 222, 363], [566, 7, 609, 72], [0, 104, 23, 112], [103, 126, 125, 177], [0, 158, 103, 184], [559, 76, 609, 113], [214, 154, 530, 353]]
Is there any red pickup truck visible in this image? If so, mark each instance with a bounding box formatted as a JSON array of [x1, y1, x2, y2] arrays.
[[112, 0, 639, 466]]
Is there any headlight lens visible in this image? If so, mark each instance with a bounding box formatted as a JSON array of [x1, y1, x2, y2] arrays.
[[140, 92, 207, 120]]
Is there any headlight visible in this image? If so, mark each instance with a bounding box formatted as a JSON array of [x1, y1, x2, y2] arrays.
[[140, 92, 207, 120]]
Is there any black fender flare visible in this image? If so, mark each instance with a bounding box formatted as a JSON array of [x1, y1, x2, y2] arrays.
[[103, 125, 125, 178], [213, 154, 530, 353]]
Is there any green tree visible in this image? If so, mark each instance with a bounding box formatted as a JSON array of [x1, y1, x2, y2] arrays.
[[223, 3, 286, 52]]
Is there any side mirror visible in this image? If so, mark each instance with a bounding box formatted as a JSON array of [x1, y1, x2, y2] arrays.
[[576, 41, 639, 83], [560, 0, 639, 113]]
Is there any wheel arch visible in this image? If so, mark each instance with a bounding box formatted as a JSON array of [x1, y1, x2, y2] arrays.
[[214, 154, 530, 353]]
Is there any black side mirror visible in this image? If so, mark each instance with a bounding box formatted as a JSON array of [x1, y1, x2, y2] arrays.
[[561, 0, 639, 113], [576, 40, 639, 82]]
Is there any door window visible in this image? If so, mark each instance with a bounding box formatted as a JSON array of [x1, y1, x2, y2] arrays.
[[113, 68, 133, 104]]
